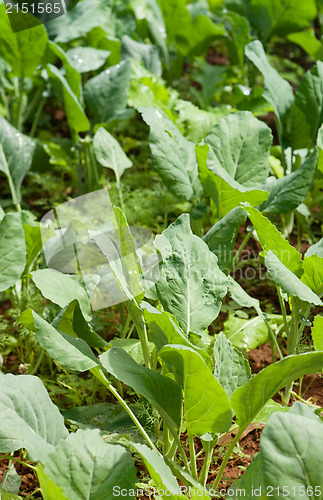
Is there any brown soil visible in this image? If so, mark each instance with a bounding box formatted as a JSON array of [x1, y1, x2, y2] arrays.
[[0, 456, 40, 498]]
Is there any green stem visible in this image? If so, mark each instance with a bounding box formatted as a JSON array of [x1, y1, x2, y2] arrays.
[[17, 77, 25, 131], [256, 307, 283, 360], [284, 296, 300, 403], [199, 442, 213, 486], [30, 348, 45, 375], [212, 429, 243, 488], [232, 230, 252, 266], [188, 434, 197, 480], [30, 97, 45, 138], [127, 300, 151, 368], [276, 286, 290, 338], [0, 455, 36, 471], [91, 366, 158, 452]]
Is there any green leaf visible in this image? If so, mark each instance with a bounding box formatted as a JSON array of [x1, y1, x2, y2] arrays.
[[260, 149, 318, 214], [46, 64, 90, 134], [224, 11, 251, 69], [40, 429, 137, 500], [36, 465, 69, 500], [51, 300, 109, 349], [291, 61, 323, 149], [93, 127, 132, 185], [140, 107, 202, 201], [131, 444, 182, 499], [0, 214, 26, 292], [252, 399, 290, 425], [154, 214, 228, 334], [223, 313, 270, 349], [227, 276, 260, 311], [31, 269, 91, 321], [143, 302, 213, 369], [159, 345, 232, 436], [0, 116, 36, 204], [305, 238, 323, 258], [229, 453, 266, 499], [196, 144, 268, 218], [0, 4, 48, 77], [121, 35, 161, 76], [243, 206, 303, 277], [20, 310, 98, 372], [231, 352, 323, 429], [245, 0, 317, 42], [100, 347, 182, 430], [205, 111, 272, 188], [202, 208, 247, 274], [312, 315, 323, 351], [265, 251, 322, 305], [287, 29, 323, 61], [301, 255, 323, 295], [66, 47, 110, 74], [245, 41, 294, 131], [159, 0, 225, 57], [109, 338, 154, 365], [48, 41, 81, 100], [0, 462, 21, 495], [0, 373, 68, 462], [84, 60, 132, 124], [213, 333, 251, 397], [47, 0, 113, 43]]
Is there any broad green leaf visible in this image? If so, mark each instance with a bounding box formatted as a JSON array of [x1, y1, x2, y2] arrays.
[[142, 302, 213, 369], [243, 206, 303, 277], [159, 345, 232, 436], [40, 430, 137, 500], [205, 111, 272, 188], [109, 338, 154, 365], [0, 461, 21, 495], [213, 333, 251, 397], [224, 12, 251, 69], [51, 300, 109, 349], [0, 4, 48, 77], [158, 0, 225, 57], [306, 238, 323, 258], [93, 127, 132, 185], [0, 214, 26, 292], [36, 465, 69, 500], [47, 0, 112, 43], [260, 405, 323, 497], [260, 149, 318, 214], [245, 0, 317, 42], [291, 61, 323, 150], [0, 373, 68, 462], [140, 107, 202, 201], [245, 41, 294, 131], [253, 399, 290, 425], [223, 313, 270, 349], [312, 315, 323, 351], [100, 347, 182, 430], [175, 100, 231, 143], [202, 208, 247, 274], [227, 276, 260, 311], [131, 444, 182, 499], [317, 125, 323, 175], [46, 64, 90, 134], [31, 269, 91, 321], [0, 116, 36, 203], [84, 60, 132, 124], [121, 35, 161, 76], [66, 47, 110, 74], [196, 144, 268, 218], [265, 251, 322, 305], [288, 29, 323, 61], [48, 41, 81, 100], [20, 310, 98, 372], [154, 214, 228, 334], [301, 255, 323, 295], [231, 352, 323, 429]]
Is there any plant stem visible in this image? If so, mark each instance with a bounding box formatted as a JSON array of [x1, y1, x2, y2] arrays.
[[232, 230, 252, 266], [30, 348, 45, 375], [91, 366, 158, 452], [276, 285, 290, 338], [284, 296, 300, 403], [0, 455, 36, 471], [199, 441, 213, 486], [212, 429, 243, 488], [256, 306, 283, 360], [30, 97, 45, 138], [188, 434, 198, 480]]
